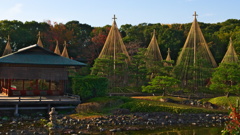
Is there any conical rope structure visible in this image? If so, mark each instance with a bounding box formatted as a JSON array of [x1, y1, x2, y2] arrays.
[[221, 37, 239, 64], [61, 41, 69, 58], [91, 15, 131, 89], [98, 15, 130, 64], [2, 35, 12, 56], [54, 40, 61, 55], [174, 12, 217, 90], [37, 31, 44, 48], [145, 30, 163, 79], [145, 30, 163, 62], [164, 48, 173, 67]]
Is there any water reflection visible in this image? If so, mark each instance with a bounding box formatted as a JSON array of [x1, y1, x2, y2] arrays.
[[114, 126, 223, 135]]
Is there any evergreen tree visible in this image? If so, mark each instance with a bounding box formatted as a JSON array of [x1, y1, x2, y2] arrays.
[[142, 76, 180, 96], [129, 48, 148, 87], [210, 63, 240, 96]]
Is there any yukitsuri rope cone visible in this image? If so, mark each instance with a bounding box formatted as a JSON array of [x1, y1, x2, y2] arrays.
[[37, 31, 44, 48], [2, 35, 12, 56], [164, 48, 173, 67], [145, 29, 163, 79], [91, 15, 131, 90], [221, 37, 239, 64], [54, 40, 61, 55], [145, 29, 163, 61], [61, 41, 69, 58], [174, 11, 217, 90], [97, 15, 130, 63]]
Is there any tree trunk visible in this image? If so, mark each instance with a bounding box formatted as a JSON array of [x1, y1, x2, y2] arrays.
[[225, 92, 229, 97], [162, 88, 165, 96]]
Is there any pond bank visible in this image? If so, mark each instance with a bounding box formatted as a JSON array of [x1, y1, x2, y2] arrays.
[[0, 111, 228, 134]]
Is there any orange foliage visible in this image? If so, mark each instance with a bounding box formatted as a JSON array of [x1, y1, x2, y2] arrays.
[[223, 103, 240, 134]]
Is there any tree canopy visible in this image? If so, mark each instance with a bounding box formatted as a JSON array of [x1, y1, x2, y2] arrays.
[[0, 19, 239, 65], [210, 63, 240, 96], [1, 18, 240, 95]]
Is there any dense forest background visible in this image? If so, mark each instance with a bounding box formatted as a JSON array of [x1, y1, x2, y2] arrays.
[[0, 19, 240, 65]]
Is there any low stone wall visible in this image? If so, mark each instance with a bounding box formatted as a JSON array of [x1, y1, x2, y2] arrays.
[[0, 111, 228, 134]]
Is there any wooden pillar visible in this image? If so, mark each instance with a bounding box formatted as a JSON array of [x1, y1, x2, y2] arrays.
[[14, 104, 19, 116], [9, 79, 12, 96], [4, 78, 6, 88], [61, 80, 65, 94], [0, 79, 2, 92], [48, 80, 52, 90], [36, 79, 39, 90], [7, 79, 11, 95], [22, 80, 25, 90]]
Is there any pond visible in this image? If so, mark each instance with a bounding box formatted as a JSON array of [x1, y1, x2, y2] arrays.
[[117, 125, 223, 135]]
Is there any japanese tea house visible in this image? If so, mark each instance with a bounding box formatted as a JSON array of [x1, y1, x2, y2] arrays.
[[0, 44, 86, 96]]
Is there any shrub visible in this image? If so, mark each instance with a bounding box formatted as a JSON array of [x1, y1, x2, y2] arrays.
[[222, 103, 240, 135], [208, 96, 239, 107], [75, 102, 103, 113], [72, 75, 108, 101]]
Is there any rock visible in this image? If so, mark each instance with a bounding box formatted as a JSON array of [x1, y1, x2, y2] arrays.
[[86, 124, 90, 130], [112, 109, 130, 115], [181, 100, 191, 105], [190, 100, 196, 106], [109, 129, 117, 132], [99, 127, 105, 132], [9, 129, 15, 132], [203, 102, 219, 109], [117, 128, 121, 131], [192, 123, 197, 125], [159, 98, 177, 103]]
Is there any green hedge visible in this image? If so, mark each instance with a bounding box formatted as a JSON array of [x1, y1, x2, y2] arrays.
[[72, 75, 108, 101]]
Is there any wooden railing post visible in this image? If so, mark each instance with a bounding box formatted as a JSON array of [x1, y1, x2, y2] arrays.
[[14, 104, 19, 116], [18, 97, 21, 102]]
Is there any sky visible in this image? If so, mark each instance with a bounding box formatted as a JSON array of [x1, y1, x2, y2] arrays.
[[0, 0, 239, 27]]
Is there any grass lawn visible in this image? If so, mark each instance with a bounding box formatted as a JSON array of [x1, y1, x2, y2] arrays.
[[72, 96, 230, 118], [207, 96, 239, 107]]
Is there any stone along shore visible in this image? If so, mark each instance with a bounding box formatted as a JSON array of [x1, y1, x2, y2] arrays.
[[0, 111, 228, 134]]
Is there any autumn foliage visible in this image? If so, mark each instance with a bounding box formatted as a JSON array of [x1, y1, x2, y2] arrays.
[[222, 102, 240, 135]]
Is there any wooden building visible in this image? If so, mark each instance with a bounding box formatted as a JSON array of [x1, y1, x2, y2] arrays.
[[0, 44, 86, 96]]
